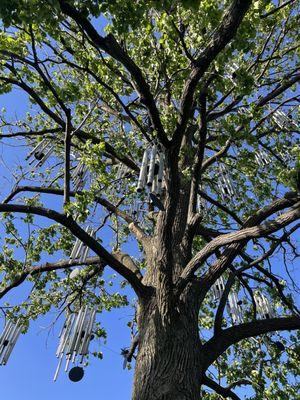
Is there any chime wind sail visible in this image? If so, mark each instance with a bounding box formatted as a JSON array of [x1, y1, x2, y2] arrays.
[[69, 226, 95, 263], [0, 319, 22, 366], [53, 306, 97, 381], [254, 291, 275, 319], [26, 138, 55, 168]]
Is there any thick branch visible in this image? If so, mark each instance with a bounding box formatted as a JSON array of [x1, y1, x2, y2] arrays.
[[177, 200, 300, 295], [0, 203, 147, 297], [203, 316, 300, 369]]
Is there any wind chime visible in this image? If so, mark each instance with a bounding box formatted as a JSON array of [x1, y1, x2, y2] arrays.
[[227, 63, 239, 84], [255, 149, 272, 167], [217, 164, 235, 201], [69, 226, 96, 264], [212, 276, 226, 301], [71, 161, 88, 192], [26, 138, 55, 168], [272, 109, 297, 130], [254, 291, 274, 319], [53, 305, 97, 382], [134, 144, 165, 213], [226, 292, 243, 324], [0, 319, 23, 366]]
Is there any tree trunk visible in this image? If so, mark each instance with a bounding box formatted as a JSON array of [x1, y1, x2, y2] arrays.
[[132, 295, 203, 400]]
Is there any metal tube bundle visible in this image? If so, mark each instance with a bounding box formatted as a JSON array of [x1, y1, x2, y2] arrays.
[[272, 109, 297, 130], [212, 276, 225, 301], [227, 62, 239, 84], [254, 291, 275, 319], [0, 319, 22, 366], [217, 164, 235, 201], [255, 149, 272, 166], [26, 138, 55, 168], [69, 226, 96, 263], [226, 292, 243, 324], [53, 306, 97, 381], [71, 162, 88, 192], [136, 145, 164, 196]]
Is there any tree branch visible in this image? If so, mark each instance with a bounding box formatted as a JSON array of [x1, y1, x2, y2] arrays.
[[0, 203, 148, 298]]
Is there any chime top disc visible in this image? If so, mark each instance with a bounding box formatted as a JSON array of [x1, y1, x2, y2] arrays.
[[69, 366, 84, 382]]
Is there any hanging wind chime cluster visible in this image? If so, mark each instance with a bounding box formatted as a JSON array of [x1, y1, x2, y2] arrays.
[[255, 149, 272, 167], [211, 277, 275, 324], [53, 306, 97, 382], [121, 143, 166, 222], [0, 319, 23, 366], [26, 138, 55, 168], [69, 226, 96, 264], [253, 291, 275, 319], [272, 109, 299, 130], [217, 164, 235, 201]]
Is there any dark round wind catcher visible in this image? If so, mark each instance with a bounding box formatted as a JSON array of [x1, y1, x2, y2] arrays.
[[69, 366, 84, 382]]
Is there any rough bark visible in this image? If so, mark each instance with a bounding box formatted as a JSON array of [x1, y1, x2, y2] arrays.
[[132, 286, 202, 400]]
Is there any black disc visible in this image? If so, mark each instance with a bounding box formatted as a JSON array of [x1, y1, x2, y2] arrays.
[[69, 366, 84, 382], [34, 151, 44, 160], [149, 193, 165, 211], [274, 341, 285, 352]]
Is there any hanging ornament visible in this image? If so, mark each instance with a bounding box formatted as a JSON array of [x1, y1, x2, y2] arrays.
[[255, 149, 272, 167], [0, 319, 23, 366], [212, 276, 225, 301], [26, 138, 55, 168], [254, 291, 275, 319], [217, 164, 235, 201], [227, 63, 239, 84], [226, 291, 243, 324], [69, 226, 96, 264], [53, 306, 97, 382]]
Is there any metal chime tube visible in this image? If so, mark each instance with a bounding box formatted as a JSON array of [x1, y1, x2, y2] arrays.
[[72, 306, 88, 363], [0, 321, 11, 349], [2, 323, 21, 365], [80, 308, 96, 359], [151, 176, 158, 194], [137, 149, 149, 192], [147, 145, 157, 187]]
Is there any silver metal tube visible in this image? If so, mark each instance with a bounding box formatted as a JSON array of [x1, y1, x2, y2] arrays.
[[53, 354, 63, 381], [79, 308, 94, 355], [72, 307, 88, 362], [157, 152, 164, 182], [81, 309, 96, 356], [146, 146, 157, 187], [137, 149, 149, 192], [0, 321, 12, 349]]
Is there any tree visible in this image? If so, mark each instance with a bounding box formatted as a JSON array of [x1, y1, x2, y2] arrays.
[[0, 0, 299, 398]]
